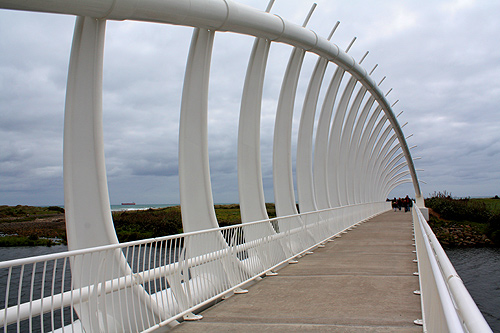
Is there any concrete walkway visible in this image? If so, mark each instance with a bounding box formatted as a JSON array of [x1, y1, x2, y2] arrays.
[[172, 210, 422, 332]]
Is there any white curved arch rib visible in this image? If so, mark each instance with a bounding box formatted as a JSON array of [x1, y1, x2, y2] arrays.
[[179, 27, 252, 302], [273, 48, 304, 218], [296, 22, 339, 214], [338, 85, 367, 205], [353, 105, 383, 203], [64, 16, 164, 331], [238, 36, 271, 224], [237, 26, 288, 268], [366, 125, 394, 200], [313, 67, 345, 209], [179, 28, 218, 233], [327, 75, 358, 207], [371, 134, 399, 199], [64, 17, 115, 251], [273, 2, 316, 218], [348, 95, 376, 203], [296, 56, 329, 213], [382, 161, 408, 190], [360, 113, 388, 202]]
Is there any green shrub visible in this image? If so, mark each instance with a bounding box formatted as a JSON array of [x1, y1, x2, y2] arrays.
[[112, 206, 183, 242], [487, 213, 500, 246], [425, 192, 491, 223], [48, 206, 65, 214]]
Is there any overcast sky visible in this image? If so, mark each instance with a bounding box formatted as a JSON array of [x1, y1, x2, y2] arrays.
[[1, 0, 499, 206]]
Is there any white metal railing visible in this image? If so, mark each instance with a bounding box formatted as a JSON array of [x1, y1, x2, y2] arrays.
[[412, 207, 492, 333], [0, 202, 388, 332]]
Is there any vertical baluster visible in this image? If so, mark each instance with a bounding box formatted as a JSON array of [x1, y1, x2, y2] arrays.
[[29, 263, 36, 332], [50, 259, 57, 332], [16, 265, 24, 332], [40, 261, 47, 331], [60, 258, 67, 330]]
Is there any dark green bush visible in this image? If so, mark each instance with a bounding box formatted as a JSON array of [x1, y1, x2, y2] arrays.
[[112, 206, 183, 242], [48, 206, 65, 214], [425, 192, 491, 223], [487, 213, 500, 246]]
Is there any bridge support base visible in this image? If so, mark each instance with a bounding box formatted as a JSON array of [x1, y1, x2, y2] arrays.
[[183, 313, 203, 321], [419, 207, 429, 221], [234, 288, 249, 294]]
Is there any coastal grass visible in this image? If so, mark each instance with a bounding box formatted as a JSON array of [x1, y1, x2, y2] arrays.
[[0, 205, 64, 220], [470, 197, 500, 214], [0, 204, 279, 246], [11, 199, 500, 248], [112, 203, 277, 242]]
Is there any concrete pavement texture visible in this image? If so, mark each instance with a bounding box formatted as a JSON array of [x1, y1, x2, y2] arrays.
[[171, 210, 422, 332]]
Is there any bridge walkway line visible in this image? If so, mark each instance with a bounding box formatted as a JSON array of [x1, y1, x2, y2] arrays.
[[171, 210, 422, 332]]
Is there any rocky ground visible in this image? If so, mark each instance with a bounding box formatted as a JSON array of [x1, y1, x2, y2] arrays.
[[427, 208, 493, 247]]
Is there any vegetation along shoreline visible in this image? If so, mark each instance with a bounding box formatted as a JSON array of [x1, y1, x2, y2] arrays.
[[1, 194, 498, 247]]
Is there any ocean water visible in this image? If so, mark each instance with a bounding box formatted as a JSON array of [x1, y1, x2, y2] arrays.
[[110, 203, 178, 211]]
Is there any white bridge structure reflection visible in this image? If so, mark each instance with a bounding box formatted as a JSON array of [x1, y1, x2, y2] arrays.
[[0, 0, 491, 332]]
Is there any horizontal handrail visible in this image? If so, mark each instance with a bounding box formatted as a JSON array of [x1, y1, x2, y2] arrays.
[[0, 202, 376, 269], [413, 207, 492, 333], [0, 202, 389, 331]]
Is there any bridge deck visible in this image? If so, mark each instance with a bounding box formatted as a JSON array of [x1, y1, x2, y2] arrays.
[[172, 210, 422, 332]]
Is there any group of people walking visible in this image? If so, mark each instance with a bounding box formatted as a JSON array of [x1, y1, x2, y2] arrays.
[[390, 195, 413, 212]]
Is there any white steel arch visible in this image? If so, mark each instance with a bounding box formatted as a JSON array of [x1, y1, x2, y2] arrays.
[[0, 1, 434, 331], [0, 0, 424, 207]]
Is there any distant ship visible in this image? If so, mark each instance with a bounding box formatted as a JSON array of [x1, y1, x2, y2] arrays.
[[121, 202, 136, 205]]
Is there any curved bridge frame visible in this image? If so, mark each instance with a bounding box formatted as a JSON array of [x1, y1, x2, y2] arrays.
[[1, 0, 429, 331], [2, 0, 423, 243]]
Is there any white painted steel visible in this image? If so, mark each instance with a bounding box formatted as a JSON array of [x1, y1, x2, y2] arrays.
[[349, 96, 376, 204], [0, 0, 423, 205], [413, 207, 492, 332], [63, 16, 115, 252], [370, 134, 399, 200], [238, 35, 271, 224], [0, 0, 447, 330], [237, 0, 275, 225], [64, 17, 164, 332], [360, 112, 387, 202], [296, 56, 329, 213], [338, 85, 367, 205], [0, 203, 388, 332], [179, 28, 218, 233], [327, 76, 358, 207], [366, 127, 396, 201], [273, 48, 304, 217], [354, 105, 383, 202], [296, 22, 338, 213], [313, 67, 345, 209]]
